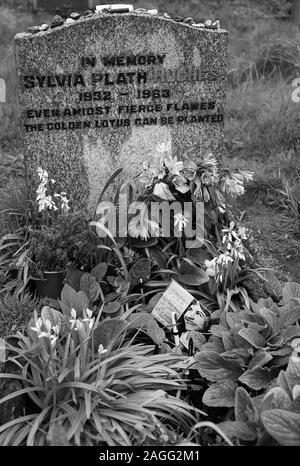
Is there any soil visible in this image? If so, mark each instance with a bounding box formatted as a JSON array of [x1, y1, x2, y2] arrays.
[[236, 189, 300, 283]]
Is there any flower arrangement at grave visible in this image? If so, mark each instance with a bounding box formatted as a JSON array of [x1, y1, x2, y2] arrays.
[[2, 144, 300, 447]]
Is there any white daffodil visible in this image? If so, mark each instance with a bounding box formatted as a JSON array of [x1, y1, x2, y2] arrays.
[[98, 344, 108, 355], [54, 192, 70, 213], [82, 309, 95, 329], [204, 258, 217, 277], [174, 213, 189, 232], [69, 308, 80, 330], [30, 317, 43, 334], [217, 253, 234, 266]]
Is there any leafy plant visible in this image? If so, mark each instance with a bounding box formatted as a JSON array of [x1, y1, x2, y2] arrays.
[[0, 303, 200, 446], [191, 281, 300, 411], [217, 346, 300, 446]]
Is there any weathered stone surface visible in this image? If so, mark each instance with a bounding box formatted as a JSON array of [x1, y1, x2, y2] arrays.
[[70, 12, 80, 21], [39, 24, 50, 32], [28, 26, 40, 34], [15, 13, 228, 213], [50, 15, 64, 28]]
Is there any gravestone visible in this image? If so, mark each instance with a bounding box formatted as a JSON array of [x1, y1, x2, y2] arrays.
[[15, 10, 228, 213]]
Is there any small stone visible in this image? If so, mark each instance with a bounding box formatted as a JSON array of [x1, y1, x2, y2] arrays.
[[83, 10, 93, 16], [204, 19, 212, 28], [174, 16, 184, 22], [110, 4, 133, 13], [212, 20, 220, 29], [50, 15, 64, 28], [96, 5, 111, 13], [194, 23, 205, 28], [147, 9, 158, 15], [28, 26, 40, 34], [39, 23, 49, 32], [163, 12, 171, 19], [65, 17, 76, 25], [70, 12, 80, 20], [85, 13, 93, 19], [183, 17, 194, 24]]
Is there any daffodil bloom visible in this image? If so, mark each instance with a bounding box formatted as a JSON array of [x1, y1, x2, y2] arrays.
[[82, 309, 95, 329], [204, 258, 217, 277], [128, 203, 160, 240], [69, 308, 83, 331], [217, 253, 234, 266], [54, 192, 70, 213], [174, 213, 189, 231], [98, 344, 108, 355], [172, 174, 190, 193]]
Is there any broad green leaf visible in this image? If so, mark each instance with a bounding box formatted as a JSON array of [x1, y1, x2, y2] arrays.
[[284, 327, 300, 343], [146, 320, 165, 345], [64, 268, 84, 292], [92, 318, 127, 350], [128, 259, 151, 286], [278, 307, 300, 328], [262, 270, 282, 299], [60, 284, 89, 316], [147, 292, 164, 312], [221, 333, 237, 351], [259, 308, 279, 331], [238, 328, 266, 349], [186, 248, 210, 266], [261, 409, 300, 446], [262, 387, 292, 412], [286, 355, 300, 389], [291, 396, 300, 414], [226, 312, 243, 329], [210, 324, 228, 337], [80, 273, 100, 302], [217, 421, 257, 441], [277, 370, 292, 398], [269, 346, 292, 357], [102, 302, 121, 315], [293, 385, 300, 401], [178, 263, 209, 286], [194, 350, 243, 382], [248, 350, 273, 369], [188, 331, 206, 351], [202, 380, 237, 407], [60, 283, 78, 309], [127, 312, 153, 329], [91, 263, 108, 282], [221, 348, 250, 365], [41, 306, 66, 334], [239, 367, 272, 390], [282, 282, 300, 305], [153, 182, 176, 201], [235, 387, 257, 424]]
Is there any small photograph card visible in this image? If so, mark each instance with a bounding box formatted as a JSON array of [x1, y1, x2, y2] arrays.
[[151, 280, 194, 328]]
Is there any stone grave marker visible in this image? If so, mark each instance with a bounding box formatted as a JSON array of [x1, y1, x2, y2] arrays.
[[15, 9, 228, 213]]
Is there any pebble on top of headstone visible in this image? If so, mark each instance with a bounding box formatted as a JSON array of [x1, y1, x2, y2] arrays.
[[15, 9, 228, 214]]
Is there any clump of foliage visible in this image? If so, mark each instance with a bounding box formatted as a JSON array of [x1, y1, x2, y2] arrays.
[[0, 294, 200, 446]]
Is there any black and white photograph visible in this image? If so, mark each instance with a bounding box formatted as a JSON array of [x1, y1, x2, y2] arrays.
[[0, 0, 299, 452]]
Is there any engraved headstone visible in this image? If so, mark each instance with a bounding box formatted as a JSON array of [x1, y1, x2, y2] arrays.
[[15, 11, 228, 212]]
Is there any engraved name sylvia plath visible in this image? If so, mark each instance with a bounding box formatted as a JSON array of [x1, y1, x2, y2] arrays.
[[21, 53, 224, 133]]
